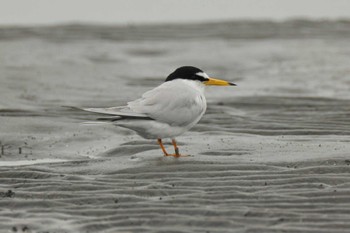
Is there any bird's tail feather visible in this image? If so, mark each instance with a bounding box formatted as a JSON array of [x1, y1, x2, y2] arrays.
[[63, 105, 153, 122]]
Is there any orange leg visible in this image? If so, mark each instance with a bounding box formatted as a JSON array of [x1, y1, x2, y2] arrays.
[[157, 138, 169, 156], [157, 138, 188, 158], [171, 139, 180, 157]]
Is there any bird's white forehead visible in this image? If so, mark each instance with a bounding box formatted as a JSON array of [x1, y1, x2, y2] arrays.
[[196, 72, 210, 79]]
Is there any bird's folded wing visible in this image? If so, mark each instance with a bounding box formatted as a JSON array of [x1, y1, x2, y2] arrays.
[[127, 82, 205, 126], [68, 106, 149, 118]]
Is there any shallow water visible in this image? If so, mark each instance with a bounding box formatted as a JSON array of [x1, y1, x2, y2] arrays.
[[0, 20, 350, 232]]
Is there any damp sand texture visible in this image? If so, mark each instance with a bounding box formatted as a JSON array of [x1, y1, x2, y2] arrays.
[[1, 20, 350, 233]]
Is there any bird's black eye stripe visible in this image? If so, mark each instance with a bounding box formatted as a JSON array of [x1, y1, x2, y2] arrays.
[[194, 74, 209, 82]]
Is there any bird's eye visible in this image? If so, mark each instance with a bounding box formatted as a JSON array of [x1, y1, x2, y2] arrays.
[[194, 74, 207, 82], [195, 72, 210, 82]]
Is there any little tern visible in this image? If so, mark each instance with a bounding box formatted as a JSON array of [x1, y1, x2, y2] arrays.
[[80, 66, 235, 157]]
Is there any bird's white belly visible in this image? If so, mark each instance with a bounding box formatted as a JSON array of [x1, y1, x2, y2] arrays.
[[116, 93, 206, 139], [115, 120, 187, 139]]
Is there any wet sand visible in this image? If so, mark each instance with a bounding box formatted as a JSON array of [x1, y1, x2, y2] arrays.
[[0, 20, 350, 232]]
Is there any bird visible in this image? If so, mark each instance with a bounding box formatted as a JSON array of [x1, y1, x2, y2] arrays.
[[79, 66, 236, 157]]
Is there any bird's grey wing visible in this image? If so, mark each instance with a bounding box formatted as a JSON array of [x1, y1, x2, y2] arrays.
[[67, 106, 151, 119], [82, 106, 148, 118], [127, 82, 206, 126]]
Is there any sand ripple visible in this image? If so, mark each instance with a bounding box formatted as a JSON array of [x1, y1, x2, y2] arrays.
[[1, 159, 350, 232]]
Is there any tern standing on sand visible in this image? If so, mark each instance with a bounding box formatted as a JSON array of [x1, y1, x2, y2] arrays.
[[80, 66, 236, 157]]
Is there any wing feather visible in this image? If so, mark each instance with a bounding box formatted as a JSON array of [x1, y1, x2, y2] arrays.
[[65, 106, 150, 119], [66, 79, 206, 127], [82, 106, 148, 118], [127, 80, 206, 126]]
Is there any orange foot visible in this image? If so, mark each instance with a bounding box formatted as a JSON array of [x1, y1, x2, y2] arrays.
[[157, 138, 190, 158], [164, 153, 190, 158]]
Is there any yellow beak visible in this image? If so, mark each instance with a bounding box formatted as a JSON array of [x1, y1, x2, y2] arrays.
[[204, 77, 236, 86]]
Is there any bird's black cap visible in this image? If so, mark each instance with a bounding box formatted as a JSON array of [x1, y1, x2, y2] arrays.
[[165, 66, 208, 82]]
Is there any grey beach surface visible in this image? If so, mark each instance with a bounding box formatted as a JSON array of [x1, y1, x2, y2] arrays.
[[0, 20, 350, 232]]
